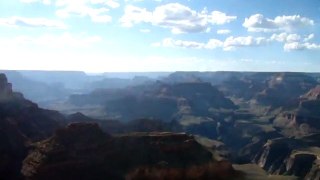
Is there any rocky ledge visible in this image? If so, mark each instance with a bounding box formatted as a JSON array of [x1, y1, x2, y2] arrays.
[[22, 123, 243, 180], [254, 136, 320, 179]]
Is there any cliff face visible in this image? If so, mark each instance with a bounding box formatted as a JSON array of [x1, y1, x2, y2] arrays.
[[0, 73, 13, 98], [254, 136, 320, 179], [22, 123, 242, 180], [0, 73, 65, 179], [273, 85, 320, 136]]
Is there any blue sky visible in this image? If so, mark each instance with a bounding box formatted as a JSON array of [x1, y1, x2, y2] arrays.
[[0, 0, 319, 72]]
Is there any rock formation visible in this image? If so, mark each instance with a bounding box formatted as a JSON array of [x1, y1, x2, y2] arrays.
[[254, 136, 320, 179], [0, 73, 13, 98], [0, 73, 65, 179], [22, 123, 242, 180]]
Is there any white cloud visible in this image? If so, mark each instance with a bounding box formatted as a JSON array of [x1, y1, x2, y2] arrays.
[[104, 0, 120, 8], [160, 38, 206, 49], [120, 3, 236, 34], [154, 36, 267, 51], [120, 5, 152, 27], [284, 42, 320, 51], [270, 33, 320, 51], [55, 0, 118, 23], [206, 39, 224, 49], [270, 33, 301, 43], [217, 29, 231, 35], [208, 11, 236, 25], [56, 6, 112, 23], [152, 3, 209, 34], [0, 16, 67, 29], [155, 33, 320, 52], [243, 14, 314, 32], [224, 36, 267, 50], [222, 36, 268, 51]]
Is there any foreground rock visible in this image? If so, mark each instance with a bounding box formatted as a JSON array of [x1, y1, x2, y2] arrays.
[[0, 73, 65, 179], [254, 135, 320, 179], [22, 123, 243, 180]]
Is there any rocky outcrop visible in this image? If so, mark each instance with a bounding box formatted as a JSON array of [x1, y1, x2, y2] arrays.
[[301, 85, 320, 100], [21, 123, 242, 180], [0, 73, 13, 98], [0, 73, 65, 179], [254, 136, 320, 179]]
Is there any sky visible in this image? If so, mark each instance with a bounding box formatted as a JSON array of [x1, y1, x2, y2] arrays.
[[0, 0, 320, 72]]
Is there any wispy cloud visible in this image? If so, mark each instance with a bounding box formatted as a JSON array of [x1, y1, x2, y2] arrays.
[[140, 29, 151, 33], [0, 16, 67, 29], [217, 29, 231, 35], [20, 0, 51, 5], [19, 0, 120, 23], [0, 33, 102, 48]]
